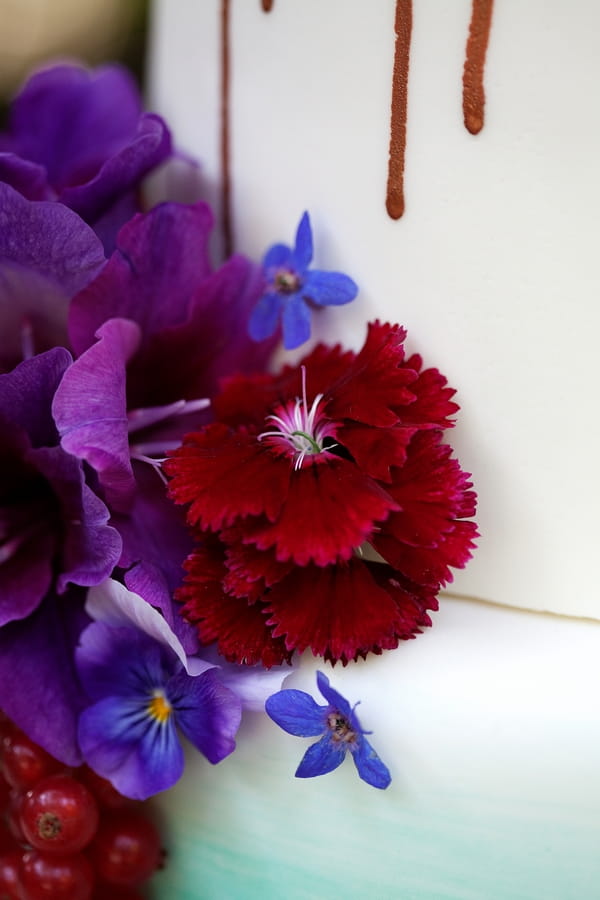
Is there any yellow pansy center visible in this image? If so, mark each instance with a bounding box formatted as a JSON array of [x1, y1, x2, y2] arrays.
[[147, 690, 172, 724]]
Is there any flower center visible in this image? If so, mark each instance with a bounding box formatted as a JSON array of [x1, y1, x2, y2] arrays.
[[274, 268, 301, 294], [327, 711, 357, 744], [258, 366, 337, 470], [147, 690, 172, 724]]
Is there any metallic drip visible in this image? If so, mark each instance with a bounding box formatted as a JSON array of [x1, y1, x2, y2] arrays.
[[386, 0, 412, 220], [463, 0, 495, 135]]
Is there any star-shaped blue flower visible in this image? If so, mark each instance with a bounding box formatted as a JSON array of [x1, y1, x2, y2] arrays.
[[248, 212, 358, 350], [265, 671, 391, 789]]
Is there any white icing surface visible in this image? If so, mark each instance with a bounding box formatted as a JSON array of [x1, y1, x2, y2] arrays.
[[149, 0, 600, 620]]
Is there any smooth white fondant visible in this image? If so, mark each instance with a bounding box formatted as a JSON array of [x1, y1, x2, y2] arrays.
[[149, 0, 600, 621]]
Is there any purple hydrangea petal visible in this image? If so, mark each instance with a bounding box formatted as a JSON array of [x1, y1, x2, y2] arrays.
[[30, 445, 122, 592], [52, 318, 141, 512], [316, 671, 354, 722], [0, 346, 68, 448], [281, 293, 311, 349], [302, 269, 359, 306], [61, 113, 172, 225], [78, 695, 185, 800], [0, 529, 55, 626], [0, 591, 89, 765], [351, 736, 392, 790], [265, 689, 325, 737], [248, 291, 284, 341], [0, 153, 50, 200], [8, 63, 142, 190], [170, 669, 241, 764], [295, 734, 345, 778], [68, 201, 214, 356], [292, 211, 313, 270], [263, 242, 294, 271]]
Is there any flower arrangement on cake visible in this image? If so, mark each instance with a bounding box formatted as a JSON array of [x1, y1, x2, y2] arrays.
[[0, 59, 477, 897]]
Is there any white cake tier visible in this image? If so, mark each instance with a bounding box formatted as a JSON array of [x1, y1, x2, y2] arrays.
[[149, 0, 600, 621], [148, 598, 600, 899]]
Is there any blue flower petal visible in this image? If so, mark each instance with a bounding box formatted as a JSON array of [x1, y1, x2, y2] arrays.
[[248, 292, 284, 341], [303, 270, 358, 306], [78, 694, 184, 799], [316, 671, 354, 722], [351, 736, 392, 790], [293, 211, 313, 271], [265, 689, 326, 737], [170, 669, 241, 764], [295, 734, 345, 778], [263, 242, 294, 271], [281, 294, 311, 349]]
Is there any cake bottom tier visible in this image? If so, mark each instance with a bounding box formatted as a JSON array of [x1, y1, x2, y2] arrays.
[[149, 597, 599, 900]]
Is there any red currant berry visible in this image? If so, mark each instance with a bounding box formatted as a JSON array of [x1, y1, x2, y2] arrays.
[[0, 850, 23, 899], [89, 812, 161, 886], [1, 731, 60, 792], [21, 849, 94, 900], [19, 775, 99, 854], [6, 791, 27, 845]]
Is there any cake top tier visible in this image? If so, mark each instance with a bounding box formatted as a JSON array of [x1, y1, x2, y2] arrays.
[[149, 0, 600, 621]]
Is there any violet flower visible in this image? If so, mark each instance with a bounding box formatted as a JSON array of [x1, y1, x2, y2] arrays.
[[76, 579, 242, 799], [266, 671, 391, 789], [0, 62, 172, 252], [0, 182, 105, 373], [52, 201, 277, 590], [248, 212, 358, 350]]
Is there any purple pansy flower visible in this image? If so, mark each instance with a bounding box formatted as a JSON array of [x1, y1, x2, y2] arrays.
[[0, 182, 106, 373], [265, 671, 391, 789], [248, 212, 358, 350], [0, 62, 172, 252], [76, 579, 242, 800]]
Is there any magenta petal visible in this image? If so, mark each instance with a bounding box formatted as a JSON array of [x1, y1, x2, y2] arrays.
[[68, 202, 214, 356], [0, 591, 89, 765], [53, 318, 141, 512]]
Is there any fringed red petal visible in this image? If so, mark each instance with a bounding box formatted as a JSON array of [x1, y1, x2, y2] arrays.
[[239, 458, 399, 566], [176, 540, 291, 667], [165, 423, 289, 530], [339, 422, 418, 483], [400, 354, 459, 428]]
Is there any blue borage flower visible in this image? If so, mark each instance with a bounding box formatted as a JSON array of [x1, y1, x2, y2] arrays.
[[248, 211, 358, 350], [75, 578, 242, 800], [265, 671, 391, 789]]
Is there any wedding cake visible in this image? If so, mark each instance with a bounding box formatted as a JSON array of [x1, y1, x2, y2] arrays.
[[147, 2, 600, 897]]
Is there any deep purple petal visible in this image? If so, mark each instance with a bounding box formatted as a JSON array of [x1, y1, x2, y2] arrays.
[[292, 211, 313, 270], [295, 734, 345, 778], [316, 671, 354, 721], [9, 63, 142, 190], [302, 269, 358, 306], [0, 346, 69, 446], [68, 201, 213, 356], [265, 689, 325, 737], [53, 318, 141, 512], [263, 242, 293, 271], [30, 446, 122, 591], [124, 563, 199, 655], [61, 113, 172, 224], [0, 530, 55, 626], [0, 591, 89, 765], [0, 153, 49, 200], [351, 737, 392, 789], [248, 292, 283, 341], [78, 695, 184, 800], [170, 669, 241, 764], [281, 294, 311, 349]]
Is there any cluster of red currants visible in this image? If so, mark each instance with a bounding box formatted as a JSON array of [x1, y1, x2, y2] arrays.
[[0, 714, 165, 899]]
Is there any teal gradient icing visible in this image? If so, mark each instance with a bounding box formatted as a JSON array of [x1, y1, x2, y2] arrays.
[[148, 738, 599, 900]]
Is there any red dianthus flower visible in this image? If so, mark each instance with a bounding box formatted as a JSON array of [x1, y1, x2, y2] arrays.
[[165, 322, 477, 666]]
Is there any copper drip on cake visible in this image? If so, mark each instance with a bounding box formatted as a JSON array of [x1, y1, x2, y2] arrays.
[[386, 0, 412, 219], [463, 0, 494, 135], [261, 0, 274, 10], [220, 0, 234, 255]]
